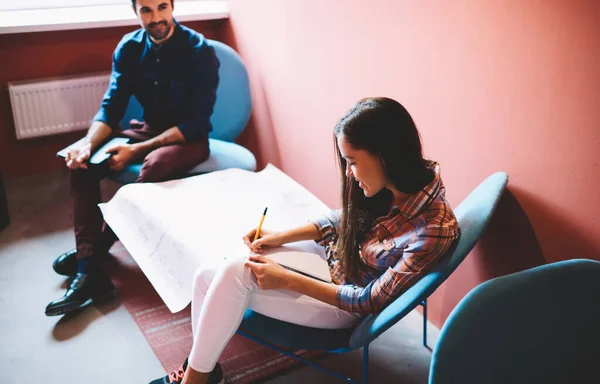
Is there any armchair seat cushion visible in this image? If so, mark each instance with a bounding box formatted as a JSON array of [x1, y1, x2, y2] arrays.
[[240, 309, 353, 351], [110, 138, 257, 185]]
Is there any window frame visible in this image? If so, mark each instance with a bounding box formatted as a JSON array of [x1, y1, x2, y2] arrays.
[[0, 0, 228, 34]]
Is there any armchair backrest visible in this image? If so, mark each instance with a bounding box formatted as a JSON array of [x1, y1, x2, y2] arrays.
[[349, 172, 509, 348], [429, 258, 600, 384], [207, 39, 251, 142]]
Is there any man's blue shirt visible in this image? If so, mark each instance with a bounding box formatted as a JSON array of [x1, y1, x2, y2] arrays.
[[93, 21, 220, 141]]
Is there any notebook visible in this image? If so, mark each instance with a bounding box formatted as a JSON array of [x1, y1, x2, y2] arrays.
[[56, 137, 130, 165], [262, 246, 332, 283]]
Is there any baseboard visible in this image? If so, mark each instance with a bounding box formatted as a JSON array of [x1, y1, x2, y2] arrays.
[[0, 171, 9, 231]]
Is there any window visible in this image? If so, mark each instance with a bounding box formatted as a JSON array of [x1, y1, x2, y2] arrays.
[[0, 0, 227, 34], [0, 0, 201, 12]]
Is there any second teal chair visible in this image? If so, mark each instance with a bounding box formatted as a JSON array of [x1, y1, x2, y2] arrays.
[[236, 172, 509, 383], [112, 39, 256, 185], [430, 258, 600, 384]]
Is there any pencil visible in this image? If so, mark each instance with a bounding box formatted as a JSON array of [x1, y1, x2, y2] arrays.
[[253, 207, 268, 242]]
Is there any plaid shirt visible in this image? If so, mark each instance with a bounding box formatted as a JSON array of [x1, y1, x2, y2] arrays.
[[311, 162, 459, 314]]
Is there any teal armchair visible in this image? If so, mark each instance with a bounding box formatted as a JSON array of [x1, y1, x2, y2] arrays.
[[112, 39, 255, 185], [430, 258, 600, 384], [237, 172, 509, 383]]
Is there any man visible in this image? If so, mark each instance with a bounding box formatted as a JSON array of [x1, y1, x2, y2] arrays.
[[45, 0, 220, 317]]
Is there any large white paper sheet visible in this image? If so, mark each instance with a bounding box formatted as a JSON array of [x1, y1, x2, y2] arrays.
[[99, 164, 331, 313]]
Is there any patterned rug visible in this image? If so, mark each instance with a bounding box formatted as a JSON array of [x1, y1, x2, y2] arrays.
[[105, 244, 319, 383]]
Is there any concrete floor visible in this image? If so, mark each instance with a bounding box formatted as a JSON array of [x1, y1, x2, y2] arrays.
[[0, 170, 438, 384]]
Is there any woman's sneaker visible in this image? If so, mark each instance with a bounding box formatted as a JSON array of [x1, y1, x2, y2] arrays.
[[149, 358, 224, 384]]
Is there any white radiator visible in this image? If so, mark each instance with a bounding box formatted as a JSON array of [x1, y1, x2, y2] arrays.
[[8, 72, 110, 139]]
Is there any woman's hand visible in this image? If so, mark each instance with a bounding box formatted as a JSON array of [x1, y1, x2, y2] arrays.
[[245, 254, 291, 290], [243, 228, 285, 253]]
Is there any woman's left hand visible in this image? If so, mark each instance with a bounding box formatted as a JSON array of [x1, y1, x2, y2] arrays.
[[245, 255, 291, 290]]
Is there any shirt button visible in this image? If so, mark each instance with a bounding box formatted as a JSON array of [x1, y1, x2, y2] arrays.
[[156, 58, 160, 63], [154, 81, 158, 85]]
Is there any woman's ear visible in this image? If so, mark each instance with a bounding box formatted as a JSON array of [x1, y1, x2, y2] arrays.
[[378, 155, 395, 190], [378, 155, 389, 177]]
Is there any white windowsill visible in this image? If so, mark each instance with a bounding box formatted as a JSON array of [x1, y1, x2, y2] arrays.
[[0, 0, 229, 34]]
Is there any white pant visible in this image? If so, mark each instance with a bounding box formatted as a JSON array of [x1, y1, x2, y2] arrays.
[[188, 257, 363, 372]]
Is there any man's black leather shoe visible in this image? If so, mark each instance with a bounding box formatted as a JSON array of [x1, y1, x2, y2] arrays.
[[52, 248, 79, 277], [45, 271, 116, 316], [52, 232, 117, 276]]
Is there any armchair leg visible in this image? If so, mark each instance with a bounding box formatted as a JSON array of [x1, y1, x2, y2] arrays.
[[422, 299, 428, 349], [363, 343, 369, 384], [236, 329, 361, 383]]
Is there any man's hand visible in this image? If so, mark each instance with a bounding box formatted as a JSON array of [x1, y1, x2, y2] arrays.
[[106, 143, 140, 172], [65, 142, 92, 170], [245, 255, 291, 290]]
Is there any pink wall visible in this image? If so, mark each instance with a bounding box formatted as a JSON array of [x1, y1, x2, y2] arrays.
[[224, 0, 600, 327]]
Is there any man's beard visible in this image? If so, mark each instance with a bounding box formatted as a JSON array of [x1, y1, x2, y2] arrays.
[[146, 20, 172, 41]]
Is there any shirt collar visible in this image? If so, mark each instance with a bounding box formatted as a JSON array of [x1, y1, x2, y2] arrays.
[[391, 160, 443, 220], [144, 19, 182, 52]]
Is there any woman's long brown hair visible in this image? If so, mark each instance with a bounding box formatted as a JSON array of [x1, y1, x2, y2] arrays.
[[333, 97, 434, 281]]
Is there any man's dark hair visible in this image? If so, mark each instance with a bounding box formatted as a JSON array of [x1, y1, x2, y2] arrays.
[[131, 0, 174, 9]]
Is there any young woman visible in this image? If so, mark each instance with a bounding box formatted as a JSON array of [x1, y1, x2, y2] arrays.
[[151, 97, 460, 384]]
